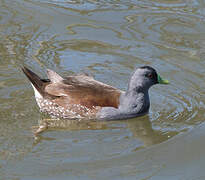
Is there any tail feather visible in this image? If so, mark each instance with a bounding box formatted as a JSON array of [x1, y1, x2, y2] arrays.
[[22, 66, 44, 96]]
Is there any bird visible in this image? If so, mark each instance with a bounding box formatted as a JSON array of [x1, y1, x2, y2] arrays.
[[22, 66, 169, 121]]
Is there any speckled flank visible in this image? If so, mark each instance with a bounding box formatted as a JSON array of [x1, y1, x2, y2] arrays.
[[36, 97, 99, 119]]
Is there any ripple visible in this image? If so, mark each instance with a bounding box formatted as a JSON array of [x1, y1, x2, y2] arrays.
[[1, 1, 205, 179], [150, 83, 203, 134]]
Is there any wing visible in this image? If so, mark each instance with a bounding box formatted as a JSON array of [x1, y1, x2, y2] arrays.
[[22, 67, 123, 109], [45, 74, 123, 109]]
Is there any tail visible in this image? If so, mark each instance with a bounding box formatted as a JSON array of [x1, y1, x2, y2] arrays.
[[22, 66, 45, 97]]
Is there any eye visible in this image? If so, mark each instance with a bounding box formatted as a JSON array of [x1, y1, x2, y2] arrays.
[[146, 73, 153, 78]]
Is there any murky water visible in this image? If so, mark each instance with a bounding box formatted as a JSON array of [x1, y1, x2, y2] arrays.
[[0, 0, 205, 179]]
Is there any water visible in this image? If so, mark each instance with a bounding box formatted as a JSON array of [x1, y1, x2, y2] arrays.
[[0, 0, 205, 179]]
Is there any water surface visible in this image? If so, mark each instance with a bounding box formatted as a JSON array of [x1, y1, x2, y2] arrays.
[[0, 0, 205, 179]]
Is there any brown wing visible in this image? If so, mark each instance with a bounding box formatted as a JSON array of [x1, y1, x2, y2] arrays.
[[45, 74, 123, 109]]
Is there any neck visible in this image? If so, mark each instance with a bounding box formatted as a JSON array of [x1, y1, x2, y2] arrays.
[[126, 85, 147, 94], [97, 86, 150, 120], [119, 86, 150, 116]]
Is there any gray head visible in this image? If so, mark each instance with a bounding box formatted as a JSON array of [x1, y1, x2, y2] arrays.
[[127, 66, 169, 92]]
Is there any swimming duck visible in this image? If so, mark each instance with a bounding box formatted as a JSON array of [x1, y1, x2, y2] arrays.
[[22, 66, 169, 120]]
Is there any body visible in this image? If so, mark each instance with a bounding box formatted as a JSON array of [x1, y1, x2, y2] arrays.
[[22, 66, 169, 120]]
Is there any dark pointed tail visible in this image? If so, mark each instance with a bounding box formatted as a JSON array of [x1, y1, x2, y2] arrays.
[[22, 66, 44, 96]]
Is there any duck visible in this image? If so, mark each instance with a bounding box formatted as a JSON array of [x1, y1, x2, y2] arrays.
[[22, 66, 169, 121]]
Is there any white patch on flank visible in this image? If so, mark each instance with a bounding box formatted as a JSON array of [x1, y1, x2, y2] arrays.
[[31, 84, 42, 99]]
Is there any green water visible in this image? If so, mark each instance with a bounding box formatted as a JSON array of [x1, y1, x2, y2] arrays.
[[0, 0, 205, 179]]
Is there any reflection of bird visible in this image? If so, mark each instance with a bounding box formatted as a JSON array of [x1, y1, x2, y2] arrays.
[[126, 116, 171, 147], [22, 66, 169, 120]]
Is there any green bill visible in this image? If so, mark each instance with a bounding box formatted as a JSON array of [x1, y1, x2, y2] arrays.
[[157, 74, 169, 84]]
